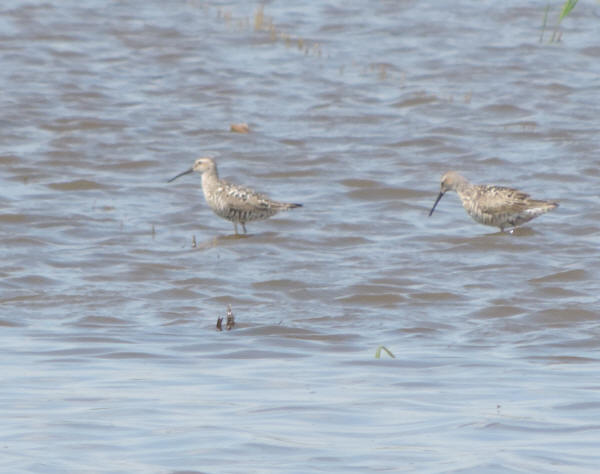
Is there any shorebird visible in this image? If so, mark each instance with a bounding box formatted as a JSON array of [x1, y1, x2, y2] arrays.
[[168, 157, 302, 234], [428, 171, 558, 232]]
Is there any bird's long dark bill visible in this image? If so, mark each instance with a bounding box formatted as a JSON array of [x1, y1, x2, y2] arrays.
[[428, 192, 445, 216], [167, 168, 194, 183]]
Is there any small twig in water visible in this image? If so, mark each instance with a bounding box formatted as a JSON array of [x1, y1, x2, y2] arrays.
[[375, 345, 395, 359], [540, 3, 550, 43], [548, 0, 578, 43], [226, 304, 235, 330]]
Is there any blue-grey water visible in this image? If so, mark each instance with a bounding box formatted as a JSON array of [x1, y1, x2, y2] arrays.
[[2, 1, 600, 472]]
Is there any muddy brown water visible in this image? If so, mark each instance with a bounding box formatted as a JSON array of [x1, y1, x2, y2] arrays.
[[2, 1, 600, 472]]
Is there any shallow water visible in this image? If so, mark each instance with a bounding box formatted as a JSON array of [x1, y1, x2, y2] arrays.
[[2, 1, 600, 472]]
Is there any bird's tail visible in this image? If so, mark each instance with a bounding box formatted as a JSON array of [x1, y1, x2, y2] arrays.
[[528, 200, 559, 214], [539, 200, 559, 211], [277, 202, 302, 210]]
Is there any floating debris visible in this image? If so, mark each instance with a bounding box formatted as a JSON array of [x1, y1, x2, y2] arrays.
[[226, 304, 235, 330], [216, 304, 235, 331], [230, 123, 249, 134]]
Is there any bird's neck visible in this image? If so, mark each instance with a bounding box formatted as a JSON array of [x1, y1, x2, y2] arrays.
[[201, 167, 219, 188]]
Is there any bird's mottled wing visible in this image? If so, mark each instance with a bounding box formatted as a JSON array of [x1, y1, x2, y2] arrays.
[[219, 180, 273, 211], [474, 185, 532, 214]]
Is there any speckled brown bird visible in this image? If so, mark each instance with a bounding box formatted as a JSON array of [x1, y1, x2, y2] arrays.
[[429, 171, 558, 232], [168, 157, 302, 234]]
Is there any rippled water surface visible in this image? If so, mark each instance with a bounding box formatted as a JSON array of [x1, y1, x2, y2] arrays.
[[2, 1, 600, 472]]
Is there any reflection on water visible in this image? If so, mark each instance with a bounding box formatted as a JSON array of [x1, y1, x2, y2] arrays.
[[2, 0, 600, 471]]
